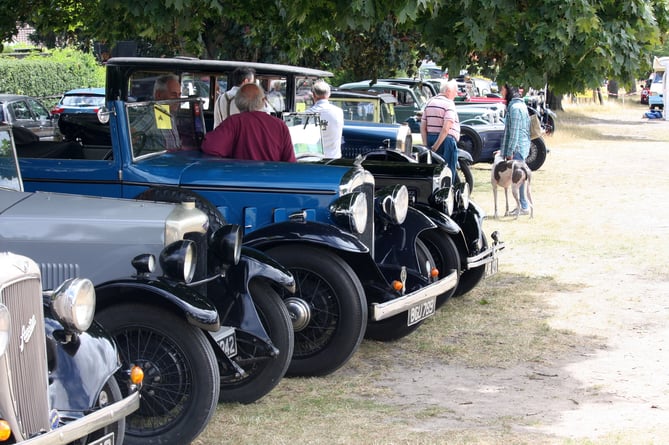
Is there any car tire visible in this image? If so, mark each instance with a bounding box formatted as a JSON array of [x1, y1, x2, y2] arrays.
[[218, 279, 294, 403], [266, 245, 368, 377], [456, 159, 475, 191], [418, 229, 461, 308], [364, 238, 437, 341], [454, 233, 489, 297], [457, 125, 483, 163], [97, 303, 219, 445], [526, 137, 547, 171], [84, 376, 125, 445], [543, 114, 556, 135]]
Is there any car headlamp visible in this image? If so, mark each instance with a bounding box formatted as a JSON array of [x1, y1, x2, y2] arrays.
[[50, 278, 96, 333], [0, 304, 10, 357], [159, 240, 197, 283], [430, 186, 455, 216], [209, 224, 242, 266], [455, 182, 470, 210], [330, 192, 368, 234], [375, 185, 409, 225]]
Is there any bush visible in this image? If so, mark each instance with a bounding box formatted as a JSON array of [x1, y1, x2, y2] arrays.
[[0, 48, 105, 98]]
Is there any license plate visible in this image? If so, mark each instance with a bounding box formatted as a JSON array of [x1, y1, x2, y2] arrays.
[[485, 257, 499, 277], [88, 432, 114, 445], [216, 329, 237, 358], [407, 298, 436, 326]]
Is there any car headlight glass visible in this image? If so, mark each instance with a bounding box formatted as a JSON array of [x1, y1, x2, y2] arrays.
[[330, 192, 368, 234], [375, 184, 409, 225], [0, 304, 10, 357], [159, 240, 197, 283], [51, 278, 96, 333], [430, 186, 455, 216], [455, 182, 470, 210]]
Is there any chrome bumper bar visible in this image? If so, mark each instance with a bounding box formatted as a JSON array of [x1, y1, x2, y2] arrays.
[[23, 391, 140, 445], [467, 239, 505, 269], [371, 269, 458, 321]]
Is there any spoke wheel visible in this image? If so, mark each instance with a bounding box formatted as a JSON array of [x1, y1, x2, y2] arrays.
[[266, 245, 367, 377], [97, 303, 218, 445], [218, 280, 294, 403]]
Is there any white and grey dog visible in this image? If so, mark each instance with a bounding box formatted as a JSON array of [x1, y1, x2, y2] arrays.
[[491, 151, 534, 219]]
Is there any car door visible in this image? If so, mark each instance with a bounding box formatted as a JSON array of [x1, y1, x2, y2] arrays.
[[25, 97, 58, 140]]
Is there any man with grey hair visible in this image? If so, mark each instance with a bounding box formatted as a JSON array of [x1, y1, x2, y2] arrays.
[[307, 79, 343, 158], [420, 79, 460, 179], [202, 83, 296, 162]]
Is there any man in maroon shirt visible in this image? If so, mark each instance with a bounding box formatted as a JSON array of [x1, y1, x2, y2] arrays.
[[202, 83, 296, 162]]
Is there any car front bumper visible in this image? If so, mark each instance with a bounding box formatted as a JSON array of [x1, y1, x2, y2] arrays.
[[21, 391, 140, 445], [370, 269, 458, 320]]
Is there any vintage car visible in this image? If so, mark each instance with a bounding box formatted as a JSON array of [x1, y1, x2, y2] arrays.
[[289, 113, 503, 303], [16, 58, 458, 379], [0, 251, 142, 445], [0, 125, 295, 445]]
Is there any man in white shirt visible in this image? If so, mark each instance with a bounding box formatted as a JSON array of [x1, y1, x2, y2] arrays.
[[307, 80, 343, 158], [213, 67, 256, 128]]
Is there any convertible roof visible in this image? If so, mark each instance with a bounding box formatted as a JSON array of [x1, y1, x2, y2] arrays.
[[106, 57, 334, 78]]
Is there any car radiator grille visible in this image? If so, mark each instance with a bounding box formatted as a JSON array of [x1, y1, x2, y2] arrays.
[[358, 181, 375, 257], [39, 263, 80, 291], [1, 276, 51, 439]]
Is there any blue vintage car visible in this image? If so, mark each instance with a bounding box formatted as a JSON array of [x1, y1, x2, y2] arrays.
[[16, 57, 457, 379]]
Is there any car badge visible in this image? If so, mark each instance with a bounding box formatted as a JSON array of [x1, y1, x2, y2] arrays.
[[19, 314, 37, 353]]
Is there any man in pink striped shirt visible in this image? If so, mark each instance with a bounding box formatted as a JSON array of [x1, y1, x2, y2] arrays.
[[420, 80, 460, 179]]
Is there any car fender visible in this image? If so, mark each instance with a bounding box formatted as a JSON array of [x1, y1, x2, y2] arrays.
[[375, 206, 436, 269], [242, 220, 369, 254], [45, 307, 119, 413], [93, 278, 220, 332], [210, 247, 295, 344]]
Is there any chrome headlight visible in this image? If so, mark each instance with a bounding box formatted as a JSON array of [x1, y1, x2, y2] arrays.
[[50, 278, 96, 333], [0, 304, 9, 357], [160, 239, 197, 283], [330, 192, 368, 234], [430, 186, 455, 216], [455, 182, 470, 210], [396, 125, 412, 154], [433, 165, 452, 193], [209, 224, 242, 266], [375, 185, 409, 225]]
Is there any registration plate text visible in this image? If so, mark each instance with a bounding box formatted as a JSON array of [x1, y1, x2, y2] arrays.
[[408, 298, 436, 326]]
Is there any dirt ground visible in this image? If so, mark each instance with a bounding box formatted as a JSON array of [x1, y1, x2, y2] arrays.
[[374, 102, 669, 444]]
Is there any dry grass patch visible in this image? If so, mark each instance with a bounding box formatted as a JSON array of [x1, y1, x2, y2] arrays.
[[196, 100, 669, 445]]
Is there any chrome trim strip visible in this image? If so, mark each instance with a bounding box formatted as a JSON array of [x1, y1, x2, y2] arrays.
[[371, 270, 458, 320], [21, 391, 140, 445]]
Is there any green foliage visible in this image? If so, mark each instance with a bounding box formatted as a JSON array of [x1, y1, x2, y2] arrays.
[[2, 0, 668, 95], [0, 48, 104, 97]]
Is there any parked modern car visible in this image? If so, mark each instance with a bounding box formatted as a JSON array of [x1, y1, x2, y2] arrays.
[[1, 125, 295, 445], [0, 94, 60, 141], [16, 57, 457, 379], [0, 250, 142, 445], [52, 87, 106, 115]]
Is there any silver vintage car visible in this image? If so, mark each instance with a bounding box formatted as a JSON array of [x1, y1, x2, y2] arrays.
[[0, 125, 295, 445]]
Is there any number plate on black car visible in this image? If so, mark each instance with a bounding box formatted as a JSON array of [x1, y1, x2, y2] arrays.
[[407, 298, 436, 326], [88, 432, 114, 445], [485, 257, 499, 277], [214, 327, 237, 358]]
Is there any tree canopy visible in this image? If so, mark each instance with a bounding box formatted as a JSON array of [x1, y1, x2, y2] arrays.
[[2, 0, 668, 93]]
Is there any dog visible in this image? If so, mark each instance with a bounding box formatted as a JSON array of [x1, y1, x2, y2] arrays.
[[491, 151, 534, 219]]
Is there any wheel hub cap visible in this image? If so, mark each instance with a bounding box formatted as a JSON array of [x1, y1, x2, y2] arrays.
[[284, 297, 311, 332]]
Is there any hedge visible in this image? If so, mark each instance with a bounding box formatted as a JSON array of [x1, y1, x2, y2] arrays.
[[0, 49, 105, 101]]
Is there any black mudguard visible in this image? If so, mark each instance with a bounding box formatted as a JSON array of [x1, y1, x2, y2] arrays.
[[375, 206, 436, 271], [94, 278, 220, 332], [242, 219, 369, 254], [209, 246, 294, 344], [45, 306, 119, 414]]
